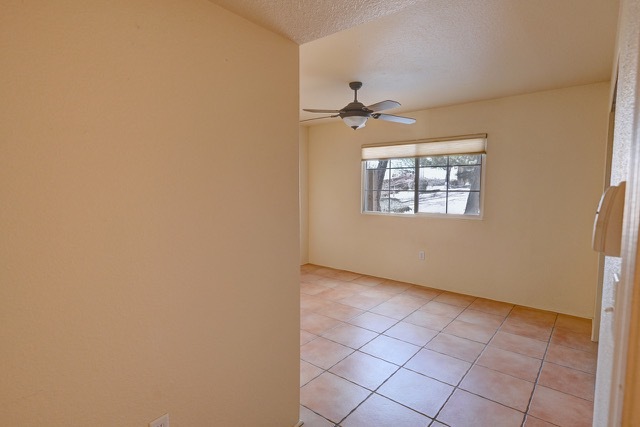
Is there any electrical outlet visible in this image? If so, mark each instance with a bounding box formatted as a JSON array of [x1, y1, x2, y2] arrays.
[[418, 250, 425, 261], [149, 414, 169, 427]]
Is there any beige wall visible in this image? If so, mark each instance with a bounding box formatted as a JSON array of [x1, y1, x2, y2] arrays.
[[0, 1, 300, 426], [300, 126, 309, 264], [307, 83, 609, 317]]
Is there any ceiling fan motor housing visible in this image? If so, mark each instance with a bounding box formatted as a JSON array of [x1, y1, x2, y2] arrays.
[[340, 97, 371, 130], [340, 102, 371, 117]]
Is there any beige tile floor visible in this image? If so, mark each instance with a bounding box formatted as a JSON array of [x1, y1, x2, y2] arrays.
[[299, 265, 597, 427]]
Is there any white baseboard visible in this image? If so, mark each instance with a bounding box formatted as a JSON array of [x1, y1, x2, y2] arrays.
[[293, 421, 303, 427]]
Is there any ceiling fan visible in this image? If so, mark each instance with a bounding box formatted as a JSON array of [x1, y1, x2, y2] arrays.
[[302, 81, 416, 130]]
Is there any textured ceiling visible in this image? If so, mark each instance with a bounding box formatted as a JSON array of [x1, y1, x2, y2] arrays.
[[209, 0, 419, 44], [210, 0, 619, 125]]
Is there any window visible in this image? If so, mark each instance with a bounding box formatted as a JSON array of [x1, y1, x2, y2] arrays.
[[362, 135, 486, 217]]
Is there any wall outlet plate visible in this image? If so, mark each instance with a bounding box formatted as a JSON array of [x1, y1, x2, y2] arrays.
[[150, 414, 169, 427]]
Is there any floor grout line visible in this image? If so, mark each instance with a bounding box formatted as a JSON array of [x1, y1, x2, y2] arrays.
[[300, 265, 596, 426]]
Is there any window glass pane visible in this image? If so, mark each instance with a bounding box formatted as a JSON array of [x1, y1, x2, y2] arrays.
[[378, 191, 391, 212], [419, 156, 448, 167], [447, 191, 469, 214], [464, 192, 481, 215], [363, 164, 390, 191], [447, 191, 480, 215], [363, 190, 391, 212], [449, 165, 481, 191], [418, 191, 446, 214], [389, 191, 415, 214], [364, 160, 391, 171], [389, 158, 415, 168], [363, 169, 375, 192], [390, 168, 415, 190], [449, 154, 481, 165], [363, 190, 375, 211], [381, 174, 391, 190], [419, 167, 447, 191], [365, 160, 381, 169]]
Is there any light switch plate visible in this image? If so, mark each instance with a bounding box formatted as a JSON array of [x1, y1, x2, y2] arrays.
[[150, 414, 169, 427]]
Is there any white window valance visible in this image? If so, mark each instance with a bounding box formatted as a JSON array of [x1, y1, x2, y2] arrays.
[[361, 134, 487, 160]]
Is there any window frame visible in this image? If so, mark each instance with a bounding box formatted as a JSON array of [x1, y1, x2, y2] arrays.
[[360, 134, 487, 219]]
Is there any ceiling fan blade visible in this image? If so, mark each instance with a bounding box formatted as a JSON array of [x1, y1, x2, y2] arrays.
[[366, 100, 401, 112], [372, 113, 416, 124], [300, 115, 339, 123], [303, 108, 341, 114]]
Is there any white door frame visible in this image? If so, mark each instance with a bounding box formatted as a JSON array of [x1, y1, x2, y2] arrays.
[[600, 0, 640, 424]]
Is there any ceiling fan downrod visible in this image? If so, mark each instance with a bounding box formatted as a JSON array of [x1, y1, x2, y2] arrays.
[[349, 81, 363, 102]]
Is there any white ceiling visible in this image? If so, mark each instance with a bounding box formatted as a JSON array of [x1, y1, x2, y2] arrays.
[[211, 0, 620, 125]]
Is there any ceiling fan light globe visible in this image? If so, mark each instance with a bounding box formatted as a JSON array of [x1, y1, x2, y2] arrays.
[[343, 115, 368, 130]]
